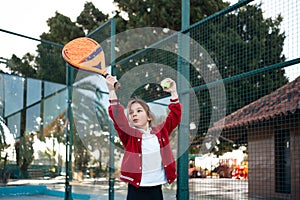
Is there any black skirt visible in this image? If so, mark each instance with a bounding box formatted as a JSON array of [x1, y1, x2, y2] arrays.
[[127, 183, 163, 200]]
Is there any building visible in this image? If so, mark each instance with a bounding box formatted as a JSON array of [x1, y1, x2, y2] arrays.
[[209, 76, 300, 199]]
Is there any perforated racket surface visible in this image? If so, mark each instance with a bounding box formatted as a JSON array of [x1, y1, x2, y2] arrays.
[[62, 37, 120, 89]]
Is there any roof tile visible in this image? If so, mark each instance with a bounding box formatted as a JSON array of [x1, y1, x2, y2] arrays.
[[210, 75, 300, 131]]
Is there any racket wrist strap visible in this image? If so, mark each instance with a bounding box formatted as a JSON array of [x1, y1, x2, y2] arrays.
[[170, 98, 179, 103], [109, 99, 120, 104]]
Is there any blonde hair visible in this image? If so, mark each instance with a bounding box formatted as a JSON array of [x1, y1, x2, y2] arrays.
[[126, 97, 157, 127]]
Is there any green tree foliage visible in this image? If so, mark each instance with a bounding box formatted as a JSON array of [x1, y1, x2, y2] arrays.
[[77, 2, 109, 32], [74, 134, 90, 174], [114, 0, 229, 30], [209, 4, 287, 114], [6, 54, 37, 78], [15, 134, 34, 178], [42, 11, 85, 44], [0, 117, 10, 158]]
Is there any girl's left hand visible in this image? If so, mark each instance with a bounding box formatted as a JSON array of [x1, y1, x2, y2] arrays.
[[161, 78, 177, 93]]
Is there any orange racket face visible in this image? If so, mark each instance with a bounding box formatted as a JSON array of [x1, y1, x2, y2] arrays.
[[62, 37, 107, 76]]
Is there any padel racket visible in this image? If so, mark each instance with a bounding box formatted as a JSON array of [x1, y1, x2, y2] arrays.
[[62, 37, 120, 89]]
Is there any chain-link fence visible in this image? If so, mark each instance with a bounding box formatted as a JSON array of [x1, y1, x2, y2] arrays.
[[0, 0, 299, 199]]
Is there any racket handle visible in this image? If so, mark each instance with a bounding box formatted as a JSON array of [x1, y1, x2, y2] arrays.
[[103, 73, 121, 90], [114, 82, 121, 90]]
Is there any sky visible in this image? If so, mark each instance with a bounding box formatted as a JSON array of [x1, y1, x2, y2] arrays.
[[0, 0, 299, 80], [0, 0, 117, 63]]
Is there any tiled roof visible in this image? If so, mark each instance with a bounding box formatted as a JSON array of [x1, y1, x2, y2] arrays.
[[210, 75, 300, 131]]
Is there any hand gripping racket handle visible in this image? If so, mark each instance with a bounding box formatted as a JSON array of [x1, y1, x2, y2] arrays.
[[102, 73, 121, 90]]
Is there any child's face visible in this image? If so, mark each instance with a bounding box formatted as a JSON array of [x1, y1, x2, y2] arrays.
[[128, 102, 151, 130]]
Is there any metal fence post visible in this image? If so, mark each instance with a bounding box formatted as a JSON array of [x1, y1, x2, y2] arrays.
[[108, 120, 115, 200], [109, 18, 116, 200], [177, 0, 190, 199], [65, 64, 74, 200]]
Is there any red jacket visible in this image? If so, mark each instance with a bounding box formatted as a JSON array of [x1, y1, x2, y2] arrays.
[[108, 100, 182, 188]]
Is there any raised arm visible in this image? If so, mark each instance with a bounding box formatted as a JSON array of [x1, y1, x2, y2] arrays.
[[161, 78, 182, 134], [106, 75, 118, 101]]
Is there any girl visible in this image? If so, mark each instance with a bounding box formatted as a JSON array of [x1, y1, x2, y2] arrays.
[[106, 76, 182, 200]]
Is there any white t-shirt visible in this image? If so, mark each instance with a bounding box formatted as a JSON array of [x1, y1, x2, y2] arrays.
[[139, 128, 167, 186]]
